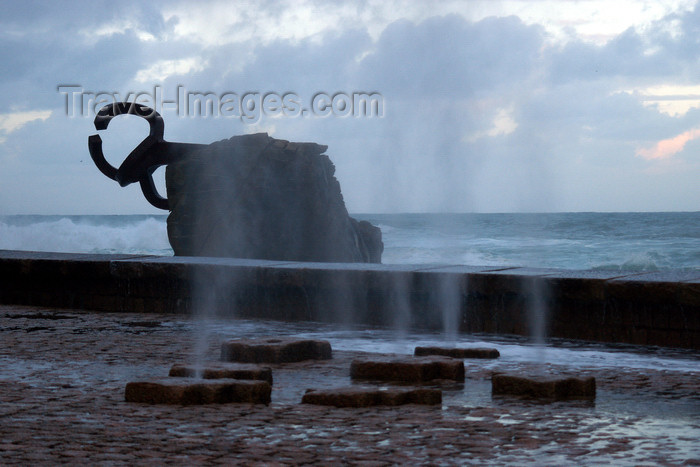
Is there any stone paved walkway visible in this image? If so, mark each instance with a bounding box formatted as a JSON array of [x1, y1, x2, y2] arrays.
[[0, 304, 698, 465]]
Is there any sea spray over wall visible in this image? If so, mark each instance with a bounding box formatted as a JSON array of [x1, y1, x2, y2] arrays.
[[190, 271, 215, 376], [526, 276, 550, 363], [388, 272, 412, 333], [188, 258, 248, 372], [438, 273, 463, 341]]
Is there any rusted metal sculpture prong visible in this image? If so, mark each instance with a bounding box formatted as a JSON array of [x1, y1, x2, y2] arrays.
[[88, 102, 206, 210]]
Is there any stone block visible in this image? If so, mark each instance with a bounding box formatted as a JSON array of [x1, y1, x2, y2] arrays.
[[169, 363, 273, 384], [414, 346, 500, 359], [221, 337, 332, 363], [124, 378, 271, 405], [301, 386, 442, 407], [491, 373, 595, 400], [350, 356, 464, 382]]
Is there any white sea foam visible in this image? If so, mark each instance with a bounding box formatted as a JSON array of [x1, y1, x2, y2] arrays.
[[0, 216, 172, 255], [591, 251, 666, 272]]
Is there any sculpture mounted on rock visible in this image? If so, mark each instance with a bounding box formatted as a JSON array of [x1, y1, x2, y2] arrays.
[[88, 102, 382, 263]]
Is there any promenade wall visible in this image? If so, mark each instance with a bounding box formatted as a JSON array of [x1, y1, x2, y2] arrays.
[[1, 250, 697, 349]]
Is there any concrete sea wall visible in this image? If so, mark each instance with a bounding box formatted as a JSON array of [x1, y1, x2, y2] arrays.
[[1, 250, 698, 349]]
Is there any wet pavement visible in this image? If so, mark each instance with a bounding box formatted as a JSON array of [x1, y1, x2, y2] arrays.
[[0, 304, 698, 465]]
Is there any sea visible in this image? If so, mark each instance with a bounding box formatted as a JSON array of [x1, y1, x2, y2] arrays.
[[1, 212, 698, 271]]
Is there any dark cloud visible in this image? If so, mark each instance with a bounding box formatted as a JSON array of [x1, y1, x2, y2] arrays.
[[0, 1, 165, 111]]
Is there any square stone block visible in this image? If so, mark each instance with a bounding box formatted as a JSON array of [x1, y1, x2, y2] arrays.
[[491, 373, 596, 400], [350, 356, 464, 382], [221, 337, 332, 363], [169, 363, 273, 385], [124, 378, 271, 405], [414, 346, 500, 359], [302, 386, 442, 407]]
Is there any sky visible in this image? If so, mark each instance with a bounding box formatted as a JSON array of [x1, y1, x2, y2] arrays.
[[1, 0, 699, 214]]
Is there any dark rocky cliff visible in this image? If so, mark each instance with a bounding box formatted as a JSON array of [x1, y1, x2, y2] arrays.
[[165, 133, 383, 262]]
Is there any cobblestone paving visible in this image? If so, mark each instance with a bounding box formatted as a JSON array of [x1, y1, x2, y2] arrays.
[[0, 305, 698, 465]]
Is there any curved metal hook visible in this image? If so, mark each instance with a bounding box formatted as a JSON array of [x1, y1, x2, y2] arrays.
[[87, 133, 117, 180], [88, 102, 170, 210], [139, 172, 169, 210]]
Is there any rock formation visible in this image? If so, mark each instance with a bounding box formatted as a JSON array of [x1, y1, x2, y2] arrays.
[[165, 133, 383, 263]]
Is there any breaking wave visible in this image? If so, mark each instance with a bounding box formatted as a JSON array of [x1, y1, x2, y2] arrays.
[[0, 215, 172, 255]]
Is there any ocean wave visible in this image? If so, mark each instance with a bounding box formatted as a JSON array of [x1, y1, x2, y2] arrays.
[[0, 216, 172, 255], [590, 252, 666, 272]]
